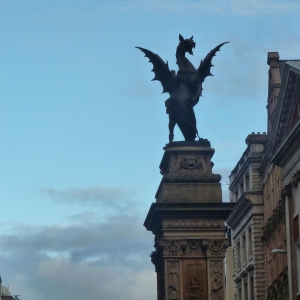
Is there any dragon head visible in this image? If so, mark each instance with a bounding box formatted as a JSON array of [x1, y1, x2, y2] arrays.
[[178, 34, 196, 55]]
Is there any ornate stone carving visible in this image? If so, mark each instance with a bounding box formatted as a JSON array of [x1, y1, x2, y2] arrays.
[[262, 198, 286, 242], [179, 157, 204, 172], [167, 260, 180, 300], [281, 185, 292, 198], [186, 264, 205, 299], [209, 260, 223, 300], [186, 240, 205, 256], [162, 219, 225, 229], [159, 239, 187, 256], [291, 170, 300, 187], [202, 239, 230, 256]]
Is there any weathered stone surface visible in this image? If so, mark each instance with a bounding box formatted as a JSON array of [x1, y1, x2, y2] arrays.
[[156, 141, 222, 203]]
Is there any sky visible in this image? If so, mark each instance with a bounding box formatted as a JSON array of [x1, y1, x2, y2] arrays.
[[0, 1, 300, 299]]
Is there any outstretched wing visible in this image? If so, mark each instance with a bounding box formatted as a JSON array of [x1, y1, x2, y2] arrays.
[[136, 47, 175, 94], [198, 42, 228, 83]]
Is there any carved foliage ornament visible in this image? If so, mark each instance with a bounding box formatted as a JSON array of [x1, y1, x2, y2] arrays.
[[202, 239, 230, 256], [159, 239, 187, 256]]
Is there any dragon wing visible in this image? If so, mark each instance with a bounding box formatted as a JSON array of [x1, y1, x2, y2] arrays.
[[197, 42, 228, 83], [136, 47, 175, 94]]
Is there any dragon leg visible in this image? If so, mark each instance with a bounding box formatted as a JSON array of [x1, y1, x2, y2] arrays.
[[168, 116, 176, 142]]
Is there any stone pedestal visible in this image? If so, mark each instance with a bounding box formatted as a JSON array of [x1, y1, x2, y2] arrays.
[[144, 141, 234, 300], [156, 141, 222, 203]]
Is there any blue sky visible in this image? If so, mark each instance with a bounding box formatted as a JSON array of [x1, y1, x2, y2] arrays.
[[0, 1, 300, 299]]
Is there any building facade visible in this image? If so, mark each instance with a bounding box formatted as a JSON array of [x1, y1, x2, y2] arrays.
[[226, 133, 267, 300], [226, 53, 300, 299]]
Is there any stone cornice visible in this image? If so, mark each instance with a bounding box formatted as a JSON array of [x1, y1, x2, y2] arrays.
[[268, 64, 300, 165], [271, 120, 300, 167], [226, 195, 254, 228], [144, 202, 235, 235], [230, 155, 264, 189]]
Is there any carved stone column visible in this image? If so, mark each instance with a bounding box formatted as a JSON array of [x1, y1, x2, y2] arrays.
[[202, 239, 230, 300], [144, 141, 235, 300]]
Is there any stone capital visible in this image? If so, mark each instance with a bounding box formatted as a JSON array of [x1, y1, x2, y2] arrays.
[[158, 239, 187, 256], [202, 239, 230, 257]]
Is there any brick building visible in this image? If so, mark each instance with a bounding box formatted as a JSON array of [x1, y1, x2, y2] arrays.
[[226, 53, 300, 299]]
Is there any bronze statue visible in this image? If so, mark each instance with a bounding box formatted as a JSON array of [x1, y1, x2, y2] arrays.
[[136, 35, 228, 142]]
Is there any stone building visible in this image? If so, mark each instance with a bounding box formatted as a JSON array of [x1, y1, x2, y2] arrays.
[[226, 132, 267, 300], [266, 55, 300, 300], [226, 52, 300, 299]]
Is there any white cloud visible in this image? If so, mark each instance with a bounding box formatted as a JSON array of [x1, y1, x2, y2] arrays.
[[42, 186, 137, 208], [0, 211, 155, 300]]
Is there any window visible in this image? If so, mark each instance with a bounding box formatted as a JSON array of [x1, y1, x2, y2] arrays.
[[236, 241, 241, 270], [294, 215, 299, 242], [249, 276, 254, 300], [248, 227, 253, 258], [243, 280, 248, 300], [242, 234, 246, 265], [237, 281, 242, 300], [245, 174, 250, 191]]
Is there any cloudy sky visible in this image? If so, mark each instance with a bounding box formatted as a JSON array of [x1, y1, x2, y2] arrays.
[[0, 1, 299, 299]]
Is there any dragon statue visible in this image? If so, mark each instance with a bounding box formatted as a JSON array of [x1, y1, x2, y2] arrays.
[[136, 34, 228, 142]]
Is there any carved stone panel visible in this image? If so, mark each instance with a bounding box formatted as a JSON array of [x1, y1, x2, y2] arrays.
[[166, 260, 181, 300], [208, 260, 224, 300], [178, 157, 205, 172], [202, 239, 230, 257], [183, 259, 207, 300]]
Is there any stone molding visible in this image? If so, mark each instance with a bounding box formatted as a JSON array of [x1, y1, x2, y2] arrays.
[[154, 238, 229, 258], [162, 219, 225, 229], [162, 172, 221, 183], [144, 202, 235, 235], [202, 239, 230, 257], [272, 120, 300, 167], [226, 196, 253, 228]]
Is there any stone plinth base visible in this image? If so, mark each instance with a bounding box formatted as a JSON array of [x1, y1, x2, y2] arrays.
[[144, 202, 235, 300], [145, 141, 234, 300], [156, 182, 222, 203], [157, 140, 222, 203]]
